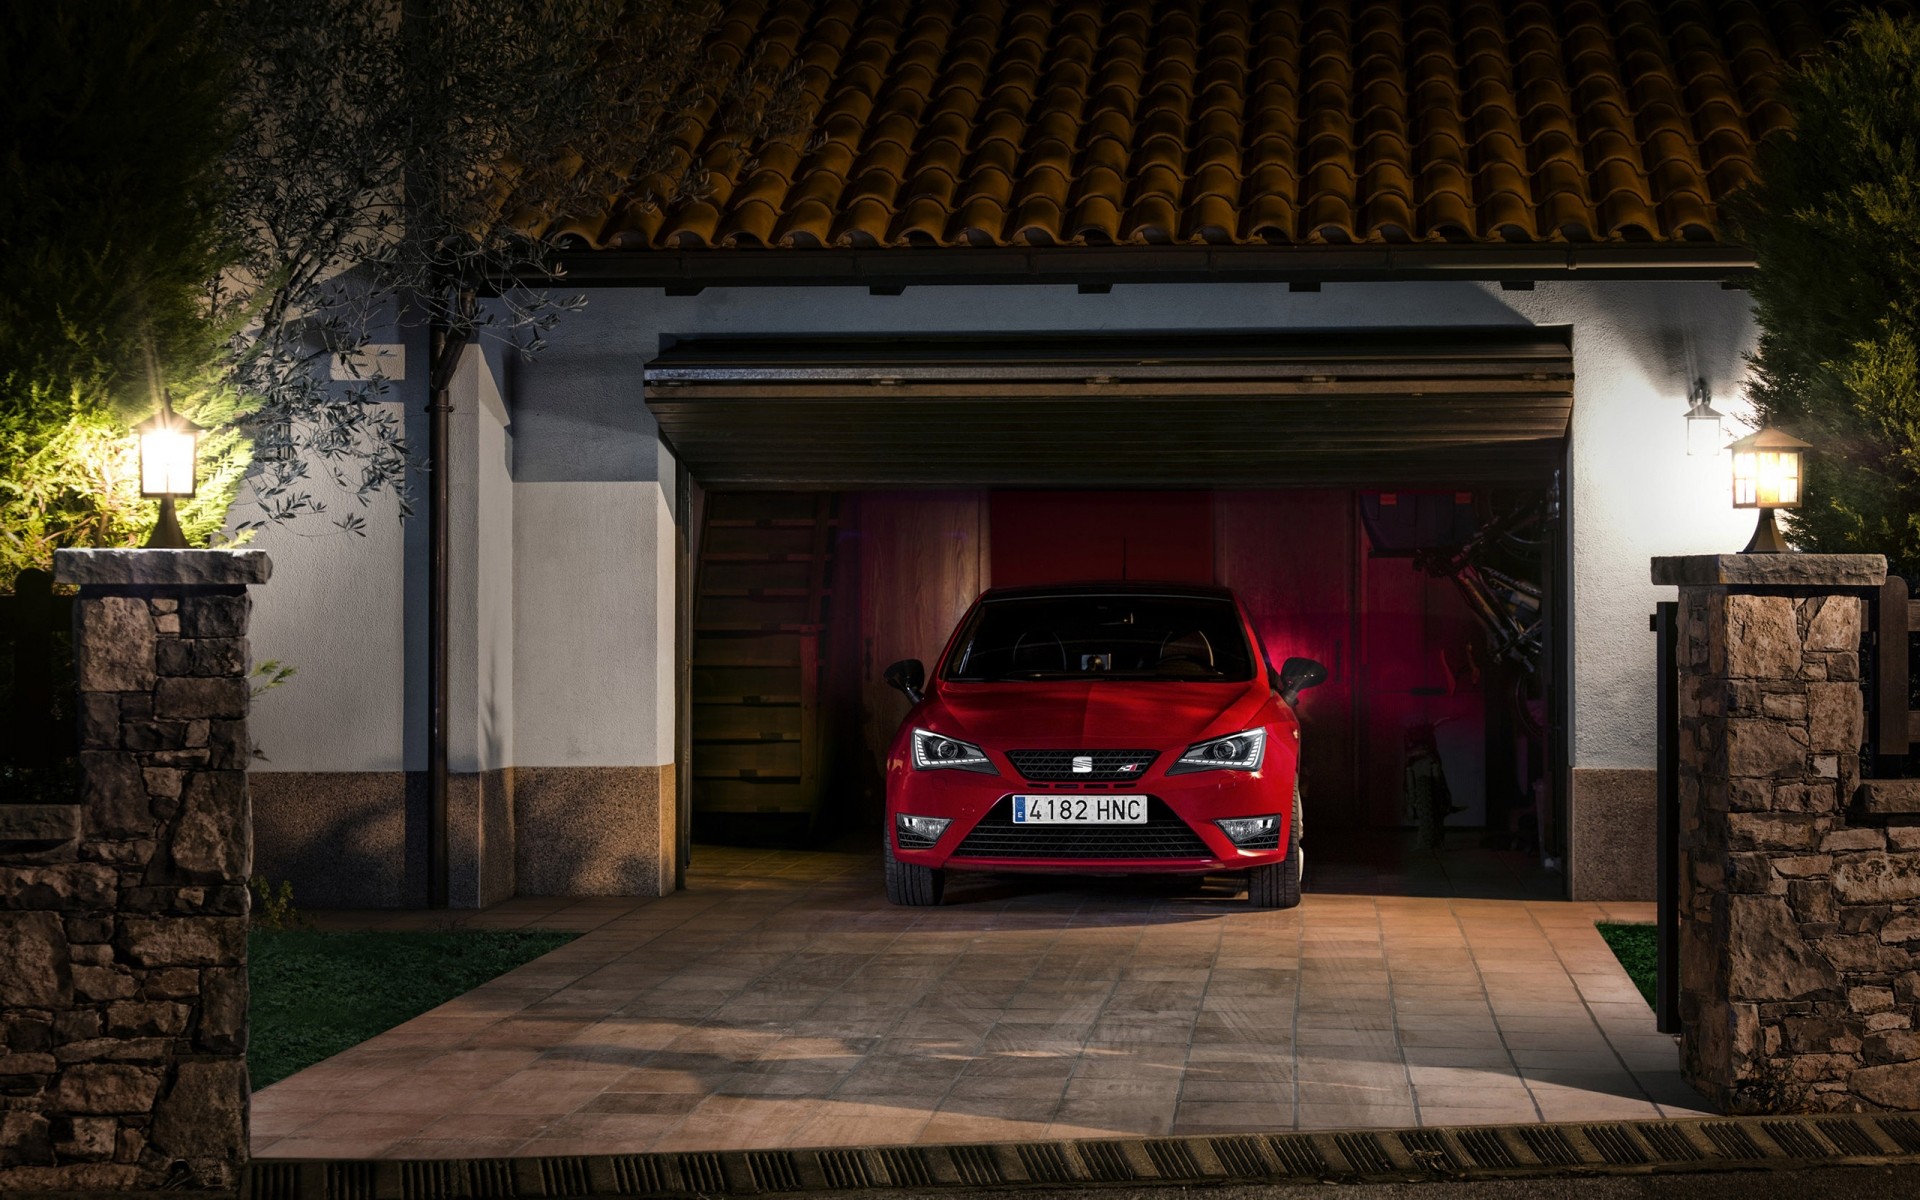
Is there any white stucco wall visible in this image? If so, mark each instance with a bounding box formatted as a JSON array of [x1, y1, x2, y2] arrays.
[[511, 480, 675, 767], [243, 277, 1760, 783], [448, 346, 515, 773], [244, 315, 427, 775]]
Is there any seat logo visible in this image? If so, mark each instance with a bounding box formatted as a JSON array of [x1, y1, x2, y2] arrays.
[[1071, 755, 1093, 773]]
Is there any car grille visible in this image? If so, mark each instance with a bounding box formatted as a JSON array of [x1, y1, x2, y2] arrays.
[[951, 797, 1212, 860], [1005, 749, 1160, 782]]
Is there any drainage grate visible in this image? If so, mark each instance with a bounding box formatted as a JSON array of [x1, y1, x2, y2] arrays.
[[249, 1161, 299, 1200], [680, 1152, 727, 1193], [1267, 1133, 1330, 1176], [538, 1156, 592, 1196], [1518, 1126, 1581, 1167], [248, 1112, 1920, 1198], [1701, 1122, 1766, 1160], [399, 1161, 460, 1200], [1333, 1132, 1395, 1174], [1819, 1118, 1885, 1157], [1080, 1140, 1136, 1182], [1583, 1124, 1648, 1165], [327, 1162, 375, 1200], [1016, 1141, 1074, 1184], [818, 1149, 873, 1189], [1143, 1138, 1203, 1178], [1456, 1129, 1519, 1169], [748, 1150, 803, 1192], [1880, 1117, 1920, 1154], [949, 1145, 1001, 1186], [1762, 1120, 1833, 1160], [1399, 1129, 1462, 1171], [1211, 1136, 1269, 1177], [877, 1147, 932, 1188], [610, 1155, 670, 1194], [1637, 1124, 1704, 1162]]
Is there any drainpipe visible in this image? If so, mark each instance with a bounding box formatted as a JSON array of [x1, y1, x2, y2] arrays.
[[426, 320, 452, 909], [425, 296, 472, 910]]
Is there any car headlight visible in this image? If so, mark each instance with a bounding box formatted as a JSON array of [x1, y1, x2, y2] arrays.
[[1167, 727, 1266, 774], [911, 728, 998, 774]]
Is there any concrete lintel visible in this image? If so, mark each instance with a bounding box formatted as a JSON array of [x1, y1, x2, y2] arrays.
[[1650, 552, 1886, 589], [54, 547, 273, 588]]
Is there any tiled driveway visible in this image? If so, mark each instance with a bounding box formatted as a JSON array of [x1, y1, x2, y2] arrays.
[[252, 846, 1708, 1160]]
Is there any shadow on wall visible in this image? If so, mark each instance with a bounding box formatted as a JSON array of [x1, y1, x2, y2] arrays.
[[250, 773, 431, 908]]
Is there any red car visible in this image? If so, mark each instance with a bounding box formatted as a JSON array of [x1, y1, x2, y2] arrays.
[[882, 583, 1326, 908]]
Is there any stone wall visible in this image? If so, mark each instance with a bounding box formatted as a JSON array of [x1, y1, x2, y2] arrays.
[[0, 549, 267, 1194], [1657, 552, 1920, 1112]]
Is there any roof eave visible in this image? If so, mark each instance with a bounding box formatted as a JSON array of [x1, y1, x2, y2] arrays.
[[538, 243, 1757, 291]]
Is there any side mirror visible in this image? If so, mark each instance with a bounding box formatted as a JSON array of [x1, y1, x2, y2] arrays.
[[1277, 656, 1329, 706], [884, 658, 926, 705]]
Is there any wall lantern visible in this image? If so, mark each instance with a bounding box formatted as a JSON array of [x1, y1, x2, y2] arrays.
[[135, 394, 203, 549], [1684, 377, 1725, 457], [1728, 426, 1811, 554]]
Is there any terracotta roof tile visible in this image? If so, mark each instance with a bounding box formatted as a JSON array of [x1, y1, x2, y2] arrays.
[[578, 0, 1852, 251]]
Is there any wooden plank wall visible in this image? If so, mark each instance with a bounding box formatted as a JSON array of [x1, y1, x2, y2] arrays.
[[853, 492, 992, 816]]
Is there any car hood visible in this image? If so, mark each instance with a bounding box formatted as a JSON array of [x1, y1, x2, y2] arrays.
[[931, 680, 1262, 747]]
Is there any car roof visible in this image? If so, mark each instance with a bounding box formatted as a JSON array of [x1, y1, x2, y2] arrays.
[[979, 582, 1238, 603]]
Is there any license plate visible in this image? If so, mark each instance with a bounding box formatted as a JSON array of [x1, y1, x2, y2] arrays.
[[1011, 795, 1147, 824]]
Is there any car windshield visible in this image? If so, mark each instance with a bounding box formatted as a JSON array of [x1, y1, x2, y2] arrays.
[[943, 594, 1256, 682]]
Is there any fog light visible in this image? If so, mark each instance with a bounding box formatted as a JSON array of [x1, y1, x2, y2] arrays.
[[1215, 815, 1280, 846], [895, 814, 951, 849]]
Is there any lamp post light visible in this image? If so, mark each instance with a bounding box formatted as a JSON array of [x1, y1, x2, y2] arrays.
[[1684, 377, 1725, 458], [1728, 426, 1811, 554], [135, 394, 203, 549]]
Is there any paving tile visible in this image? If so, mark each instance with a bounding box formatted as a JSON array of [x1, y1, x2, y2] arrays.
[[254, 845, 1720, 1159]]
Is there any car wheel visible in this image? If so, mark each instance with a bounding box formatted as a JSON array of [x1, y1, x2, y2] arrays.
[[1248, 784, 1304, 909], [883, 827, 946, 906]]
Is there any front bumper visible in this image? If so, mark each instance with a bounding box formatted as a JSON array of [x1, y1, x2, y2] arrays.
[[888, 761, 1292, 875]]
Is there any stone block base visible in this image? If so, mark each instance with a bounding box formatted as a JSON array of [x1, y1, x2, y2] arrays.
[[514, 765, 673, 897], [252, 765, 671, 906]]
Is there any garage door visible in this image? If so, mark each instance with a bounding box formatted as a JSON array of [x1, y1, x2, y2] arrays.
[[644, 327, 1573, 488]]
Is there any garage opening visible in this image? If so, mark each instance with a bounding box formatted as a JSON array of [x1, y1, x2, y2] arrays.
[[654, 330, 1572, 901]]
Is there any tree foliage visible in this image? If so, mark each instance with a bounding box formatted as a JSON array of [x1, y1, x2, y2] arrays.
[[1739, 12, 1920, 578], [0, 0, 250, 589], [213, 0, 800, 531], [2, 1, 799, 579]]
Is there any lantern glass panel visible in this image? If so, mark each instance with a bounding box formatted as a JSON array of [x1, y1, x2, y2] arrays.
[[1732, 447, 1801, 509], [140, 427, 196, 497]]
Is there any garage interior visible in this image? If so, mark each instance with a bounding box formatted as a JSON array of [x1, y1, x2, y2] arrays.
[[654, 329, 1573, 901]]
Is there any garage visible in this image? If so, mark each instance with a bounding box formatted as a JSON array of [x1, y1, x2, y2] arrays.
[[652, 327, 1573, 900]]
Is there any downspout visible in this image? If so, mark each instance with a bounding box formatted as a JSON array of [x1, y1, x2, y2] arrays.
[[425, 297, 472, 910], [426, 323, 452, 909]]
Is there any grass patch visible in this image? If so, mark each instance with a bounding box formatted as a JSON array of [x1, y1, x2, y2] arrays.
[[1598, 922, 1657, 1008], [248, 928, 577, 1089]]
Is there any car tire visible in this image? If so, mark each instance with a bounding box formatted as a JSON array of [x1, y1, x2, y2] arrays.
[[883, 828, 946, 906], [1248, 784, 1304, 909]]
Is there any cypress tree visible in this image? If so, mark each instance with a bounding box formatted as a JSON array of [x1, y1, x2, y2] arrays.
[[1739, 13, 1920, 579]]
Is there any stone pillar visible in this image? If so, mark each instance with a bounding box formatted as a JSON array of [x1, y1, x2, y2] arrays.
[[1652, 551, 1920, 1113], [0, 549, 268, 1194]]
